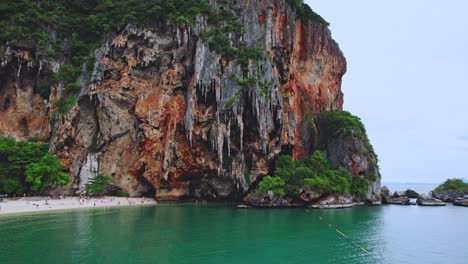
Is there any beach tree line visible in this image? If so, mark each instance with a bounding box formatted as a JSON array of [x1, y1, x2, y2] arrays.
[[0, 137, 70, 195], [0, 137, 126, 197]]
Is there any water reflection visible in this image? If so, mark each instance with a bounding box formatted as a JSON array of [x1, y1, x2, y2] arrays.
[[72, 211, 93, 262]]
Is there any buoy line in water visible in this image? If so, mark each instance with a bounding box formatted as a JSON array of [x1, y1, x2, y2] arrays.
[[305, 209, 371, 255]]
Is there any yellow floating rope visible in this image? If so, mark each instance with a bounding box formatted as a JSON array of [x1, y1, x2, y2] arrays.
[[335, 229, 347, 237], [307, 211, 371, 255]]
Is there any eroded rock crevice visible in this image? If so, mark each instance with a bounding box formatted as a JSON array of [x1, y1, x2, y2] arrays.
[[0, 0, 380, 202]]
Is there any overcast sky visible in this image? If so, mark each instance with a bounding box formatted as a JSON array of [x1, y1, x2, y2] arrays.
[[308, 0, 468, 183]]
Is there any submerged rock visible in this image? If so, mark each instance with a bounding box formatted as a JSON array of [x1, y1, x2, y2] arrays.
[[416, 195, 446, 206]]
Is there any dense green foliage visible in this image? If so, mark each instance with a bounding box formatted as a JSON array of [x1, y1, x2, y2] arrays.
[[1, 0, 327, 58], [25, 154, 69, 192], [257, 176, 286, 196], [350, 176, 370, 197], [52, 64, 82, 112], [0, 137, 69, 195], [303, 167, 351, 195], [316, 111, 367, 143], [200, 10, 244, 58], [433, 179, 468, 194], [86, 173, 112, 196], [316, 111, 376, 155], [286, 0, 329, 26], [256, 151, 369, 197], [0, 0, 211, 50]]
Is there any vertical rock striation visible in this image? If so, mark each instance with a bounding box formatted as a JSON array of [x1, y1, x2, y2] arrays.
[[0, 0, 379, 202]]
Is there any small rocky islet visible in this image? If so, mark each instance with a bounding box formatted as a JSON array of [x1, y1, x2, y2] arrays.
[[243, 187, 468, 209], [378, 179, 468, 208], [242, 179, 468, 209]]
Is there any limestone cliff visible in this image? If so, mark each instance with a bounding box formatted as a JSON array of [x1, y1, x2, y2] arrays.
[[0, 0, 380, 203]]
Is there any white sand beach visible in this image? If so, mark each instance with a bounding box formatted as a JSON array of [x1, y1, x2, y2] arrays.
[[0, 196, 157, 215]]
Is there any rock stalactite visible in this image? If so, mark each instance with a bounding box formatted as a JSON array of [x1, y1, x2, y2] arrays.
[[0, 0, 379, 203]]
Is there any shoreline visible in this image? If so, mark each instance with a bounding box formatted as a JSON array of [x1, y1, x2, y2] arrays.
[[0, 196, 157, 216], [1, 197, 463, 216]]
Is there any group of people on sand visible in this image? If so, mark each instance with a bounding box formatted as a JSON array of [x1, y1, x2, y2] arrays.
[[31, 200, 50, 209], [78, 196, 151, 207], [0, 196, 154, 213]]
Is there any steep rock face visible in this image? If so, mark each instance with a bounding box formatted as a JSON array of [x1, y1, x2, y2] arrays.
[[313, 114, 382, 203], [0, 47, 50, 139], [0, 0, 377, 201], [320, 135, 381, 202]]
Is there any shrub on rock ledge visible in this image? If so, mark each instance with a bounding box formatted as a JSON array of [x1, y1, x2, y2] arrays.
[[255, 151, 368, 198], [86, 173, 112, 197]]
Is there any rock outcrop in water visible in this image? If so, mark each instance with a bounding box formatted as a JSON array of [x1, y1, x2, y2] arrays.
[[0, 0, 381, 205], [432, 179, 468, 202], [384, 196, 411, 205], [454, 196, 468, 207], [416, 195, 446, 206]]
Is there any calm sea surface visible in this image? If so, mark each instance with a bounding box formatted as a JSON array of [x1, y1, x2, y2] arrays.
[[1, 204, 467, 264]]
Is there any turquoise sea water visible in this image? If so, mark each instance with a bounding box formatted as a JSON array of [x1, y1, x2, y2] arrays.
[[1, 204, 467, 264]]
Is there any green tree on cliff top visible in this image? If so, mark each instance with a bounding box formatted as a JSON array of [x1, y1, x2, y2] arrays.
[[433, 179, 468, 194]]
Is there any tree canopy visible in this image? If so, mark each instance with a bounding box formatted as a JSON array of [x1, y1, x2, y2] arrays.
[[86, 173, 112, 196], [0, 137, 69, 195], [433, 179, 468, 195], [256, 151, 369, 197]]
